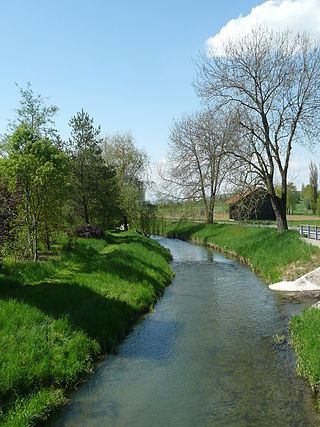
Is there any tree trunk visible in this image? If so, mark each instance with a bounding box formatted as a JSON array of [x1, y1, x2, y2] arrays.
[[123, 214, 128, 231], [83, 197, 89, 224], [270, 196, 288, 232], [207, 204, 214, 224], [33, 217, 38, 261], [45, 223, 51, 251]]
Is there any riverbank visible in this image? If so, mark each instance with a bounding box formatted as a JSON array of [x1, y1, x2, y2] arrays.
[[160, 221, 320, 408], [0, 231, 174, 426], [161, 221, 320, 283], [50, 236, 318, 426]]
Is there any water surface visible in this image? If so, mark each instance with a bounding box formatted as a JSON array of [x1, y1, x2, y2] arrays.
[[51, 237, 317, 426]]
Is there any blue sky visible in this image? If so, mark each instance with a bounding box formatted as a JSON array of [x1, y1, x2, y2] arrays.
[[0, 0, 263, 163]]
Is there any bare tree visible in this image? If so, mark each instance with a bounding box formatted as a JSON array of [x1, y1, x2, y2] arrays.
[[162, 109, 234, 224], [195, 26, 320, 231], [309, 161, 318, 214]]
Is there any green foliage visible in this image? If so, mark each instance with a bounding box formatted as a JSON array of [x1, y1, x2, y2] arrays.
[[4, 125, 68, 260], [103, 132, 149, 228], [67, 110, 120, 227], [138, 203, 157, 235], [10, 82, 59, 141], [275, 182, 299, 214], [301, 184, 313, 210], [0, 232, 173, 425], [161, 222, 318, 283]]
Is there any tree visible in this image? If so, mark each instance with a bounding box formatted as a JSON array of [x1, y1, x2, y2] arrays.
[[9, 82, 59, 141], [102, 132, 149, 230], [161, 109, 234, 223], [67, 110, 119, 226], [309, 161, 318, 214], [0, 84, 68, 258], [302, 183, 313, 210], [6, 125, 67, 261], [276, 182, 299, 214], [195, 27, 320, 232]]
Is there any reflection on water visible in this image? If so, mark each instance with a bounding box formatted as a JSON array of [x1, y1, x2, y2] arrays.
[[50, 237, 317, 426]]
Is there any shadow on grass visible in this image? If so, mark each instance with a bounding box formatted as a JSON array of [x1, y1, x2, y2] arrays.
[[165, 222, 207, 239], [0, 234, 173, 351], [105, 232, 172, 261], [63, 240, 172, 295], [0, 279, 136, 352]]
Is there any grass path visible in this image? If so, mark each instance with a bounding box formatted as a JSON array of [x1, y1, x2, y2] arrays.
[[0, 231, 174, 426]]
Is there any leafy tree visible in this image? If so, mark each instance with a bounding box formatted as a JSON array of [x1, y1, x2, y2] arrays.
[[287, 183, 300, 214], [276, 182, 299, 214], [9, 82, 59, 141], [67, 110, 119, 226], [309, 161, 318, 214], [102, 132, 149, 230], [6, 125, 67, 260], [302, 184, 313, 210]]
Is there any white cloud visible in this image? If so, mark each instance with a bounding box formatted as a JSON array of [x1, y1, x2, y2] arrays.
[[206, 0, 320, 54]]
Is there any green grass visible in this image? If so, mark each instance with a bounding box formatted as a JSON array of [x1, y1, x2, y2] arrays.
[[161, 221, 319, 283], [290, 309, 320, 409], [0, 231, 173, 426]]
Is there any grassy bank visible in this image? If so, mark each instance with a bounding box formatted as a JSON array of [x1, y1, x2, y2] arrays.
[[0, 231, 173, 426], [290, 309, 320, 409], [162, 221, 319, 283]]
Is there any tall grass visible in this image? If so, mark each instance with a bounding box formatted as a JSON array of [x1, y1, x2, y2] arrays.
[[290, 309, 320, 410], [162, 221, 319, 283], [0, 231, 173, 426]]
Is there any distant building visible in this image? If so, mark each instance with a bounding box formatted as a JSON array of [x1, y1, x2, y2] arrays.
[[228, 188, 276, 221]]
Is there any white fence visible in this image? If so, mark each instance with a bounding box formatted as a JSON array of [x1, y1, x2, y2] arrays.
[[300, 225, 320, 240]]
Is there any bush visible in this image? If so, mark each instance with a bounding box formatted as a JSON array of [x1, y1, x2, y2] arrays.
[[75, 224, 105, 239]]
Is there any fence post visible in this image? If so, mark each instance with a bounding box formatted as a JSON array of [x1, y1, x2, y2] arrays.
[[316, 226, 319, 241], [308, 225, 311, 239], [300, 225, 304, 238]]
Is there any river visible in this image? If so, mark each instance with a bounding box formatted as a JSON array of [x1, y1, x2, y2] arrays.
[[50, 237, 318, 426]]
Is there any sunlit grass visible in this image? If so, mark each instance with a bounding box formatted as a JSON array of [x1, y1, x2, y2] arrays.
[[0, 231, 173, 426], [290, 309, 320, 409]]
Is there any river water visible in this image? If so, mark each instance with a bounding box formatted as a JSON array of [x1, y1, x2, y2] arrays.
[[51, 237, 318, 426]]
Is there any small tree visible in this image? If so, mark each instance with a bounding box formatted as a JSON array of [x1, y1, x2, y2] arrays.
[[6, 125, 67, 260], [309, 161, 318, 214], [302, 184, 313, 211], [276, 182, 299, 214], [9, 82, 59, 141]]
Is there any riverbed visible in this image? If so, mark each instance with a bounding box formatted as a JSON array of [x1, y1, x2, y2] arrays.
[[50, 237, 317, 426]]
